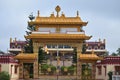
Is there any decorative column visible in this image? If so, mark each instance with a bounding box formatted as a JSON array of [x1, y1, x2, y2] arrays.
[[34, 61, 39, 79], [76, 45, 82, 80], [19, 62, 23, 79], [33, 42, 39, 53]]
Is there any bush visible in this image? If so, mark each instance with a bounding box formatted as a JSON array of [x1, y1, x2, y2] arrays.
[[41, 64, 49, 74], [68, 66, 75, 75], [0, 71, 10, 80], [61, 66, 68, 75], [108, 71, 113, 80]]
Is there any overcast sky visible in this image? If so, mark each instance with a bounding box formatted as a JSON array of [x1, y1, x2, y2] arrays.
[[0, 0, 120, 54]]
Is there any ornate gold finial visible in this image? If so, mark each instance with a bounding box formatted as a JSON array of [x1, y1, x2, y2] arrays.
[[10, 37, 12, 43], [50, 12, 55, 17], [77, 11, 79, 17], [61, 12, 65, 17], [55, 5, 61, 17], [103, 39, 106, 43], [37, 10, 40, 17]]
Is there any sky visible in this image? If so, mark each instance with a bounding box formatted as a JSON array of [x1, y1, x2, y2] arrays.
[[0, 0, 120, 54]]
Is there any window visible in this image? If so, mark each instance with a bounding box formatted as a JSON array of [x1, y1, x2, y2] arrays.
[[97, 66, 102, 75], [100, 46, 104, 50], [14, 65, 18, 74], [64, 45, 71, 48], [47, 45, 51, 48], [94, 46, 98, 50], [58, 45, 63, 48], [17, 45, 21, 49], [88, 46, 92, 50], [38, 27, 56, 33], [12, 45, 15, 48], [60, 28, 77, 33]]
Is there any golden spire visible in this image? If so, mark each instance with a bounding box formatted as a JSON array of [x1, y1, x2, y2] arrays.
[[77, 11, 79, 17], [50, 12, 55, 17], [55, 5, 61, 17], [37, 10, 40, 17], [61, 12, 65, 17], [10, 37, 12, 43]]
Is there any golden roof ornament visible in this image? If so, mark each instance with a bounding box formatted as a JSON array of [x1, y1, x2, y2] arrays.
[[77, 11, 79, 17], [55, 5, 61, 17], [37, 10, 40, 17]]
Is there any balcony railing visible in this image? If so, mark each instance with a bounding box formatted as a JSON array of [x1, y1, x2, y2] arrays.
[[32, 31, 85, 34]]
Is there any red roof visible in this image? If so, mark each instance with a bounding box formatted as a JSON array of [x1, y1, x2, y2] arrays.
[[97, 56, 120, 64]]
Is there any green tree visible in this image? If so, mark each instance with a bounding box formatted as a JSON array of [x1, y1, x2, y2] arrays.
[[103, 51, 109, 57], [24, 39, 33, 53], [111, 52, 117, 56], [72, 47, 77, 64], [68, 65, 75, 75], [117, 48, 120, 55], [0, 71, 10, 80], [82, 41, 87, 54], [108, 71, 113, 80], [38, 47, 46, 63], [41, 64, 49, 75]]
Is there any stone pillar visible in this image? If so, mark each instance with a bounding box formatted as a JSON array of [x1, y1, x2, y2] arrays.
[[76, 45, 82, 80], [33, 42, 39, 53], [77, 61, 82, 80], [34, 61, 39, 79], [19, 62, 23, 79]]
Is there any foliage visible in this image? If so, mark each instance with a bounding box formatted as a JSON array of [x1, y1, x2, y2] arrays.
[[72, 47, 77, 64], [24, 39, 33, 53], [108, 71, 113, 80], [50, 65, 56, 72], [38, 47, 46, 63], [81, 41, 87, 54], [48, 65, 56, 75], [41, 64, 49, 74], [110, 48, 120, 56], [61, 66, 68, 75], [68, 65, 75, 75], [103, 51, 109, 56], [111, 52, 118, 56], [0, 71, 10, 80], [117, 48, 120, 56]]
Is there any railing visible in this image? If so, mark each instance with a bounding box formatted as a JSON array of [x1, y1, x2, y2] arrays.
[[32, 31, 85, 34]]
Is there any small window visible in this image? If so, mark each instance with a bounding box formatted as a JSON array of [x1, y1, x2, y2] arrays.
[[94, 46, 98, 50], [97, 66, 102, 75], [17, 45, 21, 49], [14, 65, 18, 74], [58, 45, 63, 48], [64, 45, 71, 48], [88, 46, 92, 50], [47, 45, 51, 48], [12, 45, 15, 48], [100, 46, 104, 50]]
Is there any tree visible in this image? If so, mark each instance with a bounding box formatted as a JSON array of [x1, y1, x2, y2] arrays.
[[108, 71, 113, 80], [81, 41, 87, 54], [72, 47, 77, 64], [117, 48, 120, 56], [103, 51, 109, 57], [38, 47, 46, 63], [24, 39, 33, 53], [111, 52, 118, 56], [0, 71, 10, 80]]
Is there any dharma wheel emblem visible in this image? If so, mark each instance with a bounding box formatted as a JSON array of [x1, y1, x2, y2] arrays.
[[55, 5, 61, 17]]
